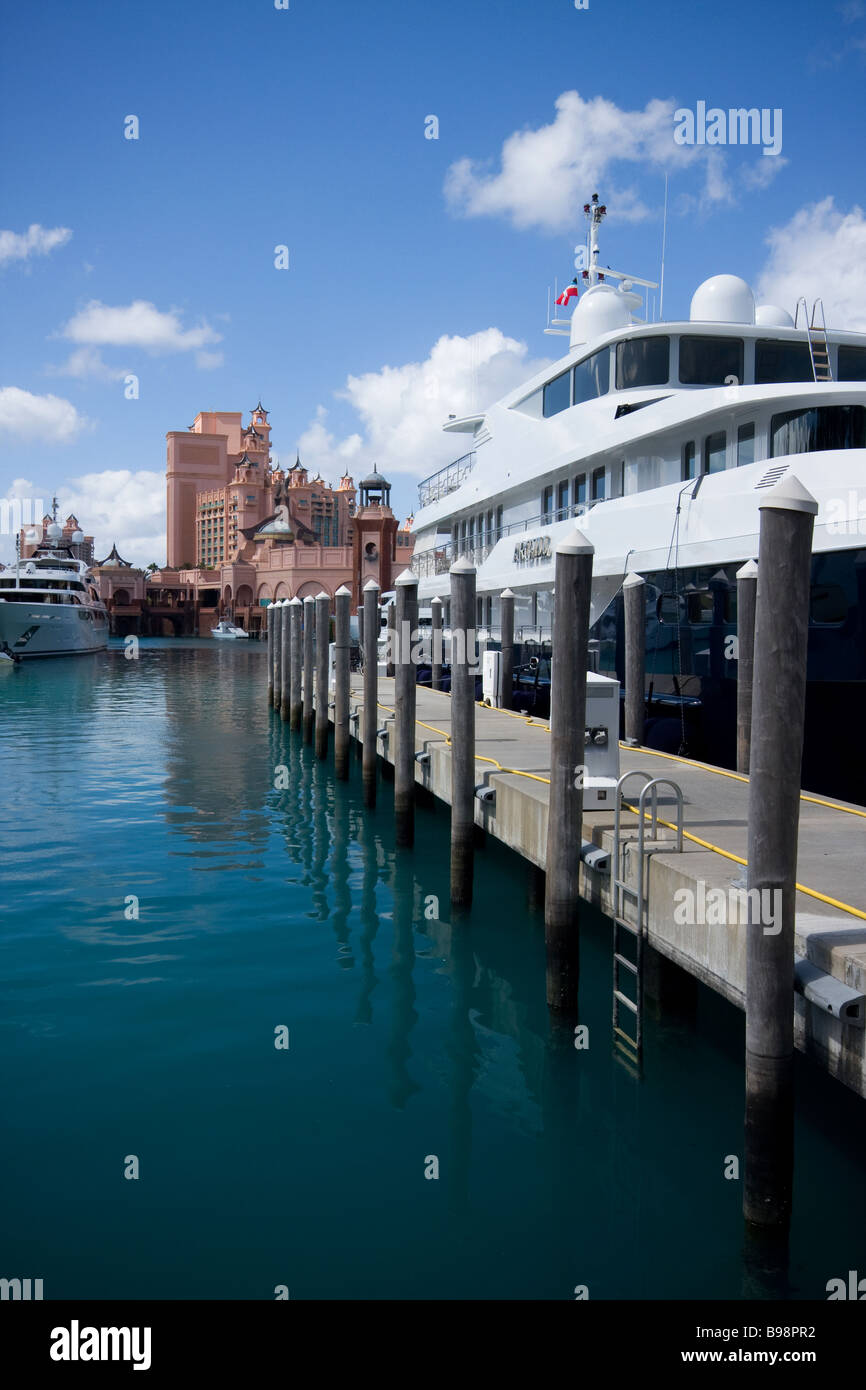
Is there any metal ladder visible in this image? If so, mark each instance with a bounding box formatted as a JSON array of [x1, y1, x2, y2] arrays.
[[795, 297, 833, 382], [611, 772, 684, 1062]]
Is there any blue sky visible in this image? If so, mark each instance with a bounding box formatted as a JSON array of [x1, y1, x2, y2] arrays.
[[1, 0, 865, 563]]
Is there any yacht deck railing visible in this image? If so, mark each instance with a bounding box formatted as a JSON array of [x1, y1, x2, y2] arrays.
[[409, 500, 595, 579]]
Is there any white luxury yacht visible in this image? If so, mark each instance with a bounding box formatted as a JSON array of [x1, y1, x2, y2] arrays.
[[0, 522, 109, 658], [409, 195, 866, 800]]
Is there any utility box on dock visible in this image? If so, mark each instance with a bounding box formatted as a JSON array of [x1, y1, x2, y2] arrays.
[[482, 651, 502, 707], [582, 672, 620, 808]]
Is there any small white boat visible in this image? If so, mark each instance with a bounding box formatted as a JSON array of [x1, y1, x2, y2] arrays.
[[212, 619, 249, 639]]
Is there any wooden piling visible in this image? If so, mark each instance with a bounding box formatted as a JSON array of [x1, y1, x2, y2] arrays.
[[744, 477, 817, 1232], [362, 579, 380, 807], [736, 559, 758, 775], [289, 598, 302, 731], [315, 592, 330, 760], [430, 595, 443, 693], [266, 600, 274, 706], [449, 557, 476, 908], [623, 572, 646, 746], [272, 596, 283, 712], [280, 599, 291, 721], [334, 586, 351, 780], [302, 596, 314, 745], [394, 571, 419, 847], [499, 588, 515, 710], [544, 531, 594, 1013]]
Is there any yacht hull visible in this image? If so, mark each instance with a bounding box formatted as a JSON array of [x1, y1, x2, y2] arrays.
[[0, 602, 109, 658]]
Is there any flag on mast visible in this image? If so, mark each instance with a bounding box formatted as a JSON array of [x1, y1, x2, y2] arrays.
[[555, 278, 580, 307]]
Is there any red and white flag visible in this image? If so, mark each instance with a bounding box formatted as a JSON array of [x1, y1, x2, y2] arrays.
[[555, 281, 579, 307]]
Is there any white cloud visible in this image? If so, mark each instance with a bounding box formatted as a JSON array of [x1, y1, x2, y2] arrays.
[[296, 329, 551, 496], [0, 386, 89, 442], [49, 346, 130, 381], [61, 300, 222, 357], [57, 470, 166, 568], [194, 350, 224, 370], [0, 224, 72, 267], [444, 91, 717, 233], [755, 197, 866, 330]]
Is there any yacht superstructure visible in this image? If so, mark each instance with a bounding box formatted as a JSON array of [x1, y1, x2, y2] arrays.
[[0, 522, 109, 658], [409, 195, 866, 798]]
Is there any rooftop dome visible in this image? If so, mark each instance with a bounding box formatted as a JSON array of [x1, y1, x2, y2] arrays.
[[569, 283, 632, 348], [690, 274, 756, 325], [360, 464, 390, 489], [755, 303, 795, 329]]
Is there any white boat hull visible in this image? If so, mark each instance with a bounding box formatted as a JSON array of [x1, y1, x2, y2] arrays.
[[0, 600, 108, 657]]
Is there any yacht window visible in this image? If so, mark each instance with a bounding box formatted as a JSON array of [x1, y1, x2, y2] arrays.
[[557, 480, 569, 517], [573, 349, 609, 405], [687, 590, 714, 624], [737, 423, 756, 467], [682, 441, 697, 480], [487, 510, 494, 542], [496, 506, 503, 535], [770, 405, 866, 457], [657, 594, 683, 624], [837, 346, 866, 381], [755, 339, 813, 384], [542, 486, 554, 521], [810, 583, 848, 625], [609, 461, 624, 499], [615, 396, 668, 418], [542, 370, 571, 418], [679, 336, 744, 386], [704, 431, 727, 473], [591, 467, 606, 501], [574, 474, 587, 506], [616, 336, 669, 390]]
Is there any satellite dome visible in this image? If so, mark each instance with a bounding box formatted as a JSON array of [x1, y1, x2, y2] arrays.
[[46, 522, 63, 541], [755, 303, 795, 329], [570, 283, 632, 348], [71, 529, 85, 544], [690, 275, 755, 325]]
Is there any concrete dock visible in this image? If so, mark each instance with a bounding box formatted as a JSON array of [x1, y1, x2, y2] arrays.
[[346, 675, 866, 1098]]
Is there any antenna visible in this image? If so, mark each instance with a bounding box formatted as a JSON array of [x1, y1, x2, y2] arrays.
[[659, 172, 668, 320]]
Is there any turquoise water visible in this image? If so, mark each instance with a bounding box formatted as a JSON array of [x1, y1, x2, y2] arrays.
[[1, 639, 864, 1300]]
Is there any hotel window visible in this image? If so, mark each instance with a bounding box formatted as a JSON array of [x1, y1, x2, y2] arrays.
[[838, 346, 866, 381], [682, 441, 697, 480], [573, 348, 609, 404], [542, 369, 571, 418], [704, 431, 727, 473], [557, 480, 569, 517], [737, 423, 756, 467], [616, 336, 670, 390], [755, 339, 813, 384], [679, 336, 744, 386], [591, 467, 606, 501], [574, 474, 587, 507], [542, 486, 554, 521]]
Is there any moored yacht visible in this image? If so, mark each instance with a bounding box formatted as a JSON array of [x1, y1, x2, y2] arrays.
[[409, 195, 866, 799], [0, 522, 109, 658]]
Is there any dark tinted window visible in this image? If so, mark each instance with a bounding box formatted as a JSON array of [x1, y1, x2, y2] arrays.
[[557, 480, 569, 514], [755, 339, 813, 384], [615, 336, 670, 390], [770, 406, 866, 457], [543, 370, 571, 417], [811, 583, 848, 625], [838, 346, 866, 381], [687, 590, 713, 624], [591, 467, 606, 501], [737, 423, 755, 467], [573, 349, 609, 404], [542, 486, 553, 519], [679, 336, 744, 385], [704, 431, 727, 473], [574, 474, 587, 506], [682, 441, 697, 480]]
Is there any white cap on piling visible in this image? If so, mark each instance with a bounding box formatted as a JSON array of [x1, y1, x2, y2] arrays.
[[303, 593, 315, 603], [500, 587, 515, 598], [363, 578, 380, 592], [623, 571, 644, 588], [317, 590, 329, 599], [431, 594, 442, 606], [335, 584, 351, 596], [757, 474, 818, 515], [395, 569, 417, 587], [289, 596, 302, 606], [450, 556, 476, 574], [736, 559, 758, 580], [556, 528, 594, 555]]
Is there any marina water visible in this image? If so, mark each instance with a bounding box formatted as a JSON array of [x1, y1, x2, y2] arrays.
[[1, 639, 864, 1300]]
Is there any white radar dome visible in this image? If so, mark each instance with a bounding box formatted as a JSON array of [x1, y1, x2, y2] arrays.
[[71, 529, 85, 543], [755, 303, 795, 329], [570, 282, 632, 348], [46, 522, 63, 540], [690, 275, 756, 325]]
